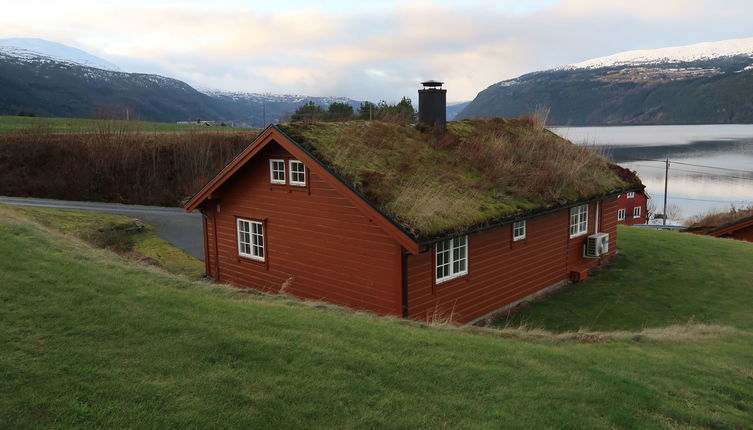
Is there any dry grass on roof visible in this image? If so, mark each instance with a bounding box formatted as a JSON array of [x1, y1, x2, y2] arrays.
[[278, 118, 638, 238], [687, 206, 753, 229]]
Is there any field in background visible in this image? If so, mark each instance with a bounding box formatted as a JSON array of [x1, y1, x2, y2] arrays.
[[497, 226, 753, 331], [0, 115, 255, 134], [1, 208, 752, 428]]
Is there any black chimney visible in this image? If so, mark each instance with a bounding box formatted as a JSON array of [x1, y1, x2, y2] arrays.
[[418, 80, 446, 133]]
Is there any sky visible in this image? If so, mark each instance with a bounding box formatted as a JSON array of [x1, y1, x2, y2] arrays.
[[2, 0, 753, 102]]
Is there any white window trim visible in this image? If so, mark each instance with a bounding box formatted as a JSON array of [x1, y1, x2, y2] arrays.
[[633, 206, 641, 218], [289, 160, 306, 187], [513, 220, 526, 241], [269, 159, 286, 184], [617, 208, 626, 221], [627, 192, 635, 199], [569, 204, 589, 238], [237, 218, 265, 261], [435, 235, 468, 284]]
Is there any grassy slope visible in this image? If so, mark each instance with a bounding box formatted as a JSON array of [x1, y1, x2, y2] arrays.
[[0, 115, 253, 134], [4, 205, 204, 279], [501, 226, 753, 332], [1, 211, 752, 428]]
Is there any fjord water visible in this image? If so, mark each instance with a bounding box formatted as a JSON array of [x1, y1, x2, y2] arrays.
[[550, 125, 753, 223]]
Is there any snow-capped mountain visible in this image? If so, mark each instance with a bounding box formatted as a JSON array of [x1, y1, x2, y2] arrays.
[[459, 37, 753, 125], [204, 90, 359, 107], [565, 37, 753, 70], [0, 37, 121, 71]]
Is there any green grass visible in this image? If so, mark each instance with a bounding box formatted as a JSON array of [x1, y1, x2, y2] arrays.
[[498, 226, 753, 332], [4, 205, 204, 279], [0, 115, 253, 134], [1, 209, 752, 428]]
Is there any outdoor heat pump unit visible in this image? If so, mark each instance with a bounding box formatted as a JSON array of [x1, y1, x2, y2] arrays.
[[585, 233, 609, 258]]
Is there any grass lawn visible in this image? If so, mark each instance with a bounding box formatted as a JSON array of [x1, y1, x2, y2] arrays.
[[498, 226, 753, 332], [0, 115, 254, 134], [3, 205, 204, 279], [1, 211, 752, 428]]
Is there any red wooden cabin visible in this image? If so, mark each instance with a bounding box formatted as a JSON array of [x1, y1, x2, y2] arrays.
[[615, 190, 648, 225], [185, 84, 644, 324], [688, 215, 753, 243]]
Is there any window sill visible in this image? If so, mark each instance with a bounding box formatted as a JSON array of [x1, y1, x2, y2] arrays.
[[436, 271, 468, 285], [569, 231, 588, 239], [238, 254, 265, 264]]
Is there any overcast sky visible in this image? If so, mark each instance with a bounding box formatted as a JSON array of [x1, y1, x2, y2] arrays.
[[3, 0, 753, 102]]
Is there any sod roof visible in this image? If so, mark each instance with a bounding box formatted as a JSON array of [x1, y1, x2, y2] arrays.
[[277, 118, 643, 241]]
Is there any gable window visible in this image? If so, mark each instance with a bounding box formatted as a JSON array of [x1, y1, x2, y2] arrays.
[[270, 159, 286, 184], [237, 218, 265, 261], [436, 235, 468, 283], [633, 206, 641, 218], [289, 160, 306, 186], [617, 208, 626, 221], [627, 192, 635, 199], [569, 204, 589, 238], [513, 220, 526, 241]]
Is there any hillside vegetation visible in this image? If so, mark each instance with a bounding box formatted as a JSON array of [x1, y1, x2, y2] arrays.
[[1, 209, 752, 429], [0, 128, 256, 206]]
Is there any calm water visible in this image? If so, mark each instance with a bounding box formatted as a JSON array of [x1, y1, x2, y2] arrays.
[[550, 125, 753, 223]]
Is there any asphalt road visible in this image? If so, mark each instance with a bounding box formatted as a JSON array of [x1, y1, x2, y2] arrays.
[[0, 196, 204, 261]]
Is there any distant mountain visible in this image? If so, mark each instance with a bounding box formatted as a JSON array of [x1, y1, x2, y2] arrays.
[[446, 101, 470, 120], [204, 90, 362, 127], [459, 38, 753, 125], [0, 38, 364, 125], [0, 38, 122, 71]]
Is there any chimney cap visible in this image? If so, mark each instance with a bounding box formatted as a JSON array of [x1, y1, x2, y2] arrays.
[[421, 80, 444, 88]]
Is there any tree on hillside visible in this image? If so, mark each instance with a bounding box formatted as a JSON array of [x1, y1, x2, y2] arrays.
[[358, 101, 377, 120], [291, 101, 325, 123], [326, 102, 354, 121]]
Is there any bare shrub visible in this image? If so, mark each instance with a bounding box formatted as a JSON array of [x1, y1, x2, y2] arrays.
[[0, 129, 256, 206]]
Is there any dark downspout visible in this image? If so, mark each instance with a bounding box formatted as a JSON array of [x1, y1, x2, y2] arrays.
[[401, 250, 410, 318]]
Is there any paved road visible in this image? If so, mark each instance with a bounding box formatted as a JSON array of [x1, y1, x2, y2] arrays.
[[0, 196, 204, 261]]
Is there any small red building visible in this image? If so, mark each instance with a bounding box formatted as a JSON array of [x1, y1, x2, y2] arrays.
[[615, 190, 648, 225], [185, 84, 644, 323], [687, 214, 753, 243]]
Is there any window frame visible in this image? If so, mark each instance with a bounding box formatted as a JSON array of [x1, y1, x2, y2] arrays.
[[289, 160, 306, 187], [513, 220, 526, 241], [435, 235, 468, 284], [627, 192, 635, 199], [569, 204, 589, 238], [633, 206, 642, 218], [269, 159, 286, 184], [237, 218, 265, 262], [617, 208, 626, 221]]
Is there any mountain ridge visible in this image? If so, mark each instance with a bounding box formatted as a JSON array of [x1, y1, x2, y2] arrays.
[[458, 37, 753, 125]]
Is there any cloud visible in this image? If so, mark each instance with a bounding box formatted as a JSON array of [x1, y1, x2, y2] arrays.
[[2, 0, 753, 101]]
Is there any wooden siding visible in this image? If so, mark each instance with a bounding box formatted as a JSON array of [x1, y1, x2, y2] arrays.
[[408, 199, 619, 323], [202, 142, 403, 316]]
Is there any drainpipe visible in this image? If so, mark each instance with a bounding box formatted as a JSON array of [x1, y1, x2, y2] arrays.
[[401, 250, 410, 318]]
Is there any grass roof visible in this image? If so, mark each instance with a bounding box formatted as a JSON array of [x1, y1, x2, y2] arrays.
[[687, 206, 753, 230], [278, 119, 641, 240]]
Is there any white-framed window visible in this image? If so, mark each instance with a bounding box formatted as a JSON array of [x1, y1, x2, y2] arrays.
[[569, 204, 589, 238], [617, 208, 626, 221], [435, 235, 468, 283], [269, 159, 286, 184], [633, 206, 641, 218], [513, 220, 526, 241], [237, 218, 265, 261], [289, 160, 306, 186], [627, 192, 635, 199]]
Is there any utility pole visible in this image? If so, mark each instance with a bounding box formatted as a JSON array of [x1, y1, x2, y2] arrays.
[[663, 157, 670, 226]]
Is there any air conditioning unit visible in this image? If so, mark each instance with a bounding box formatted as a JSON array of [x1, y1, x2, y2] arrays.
[[584, 233, 609, 258]]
